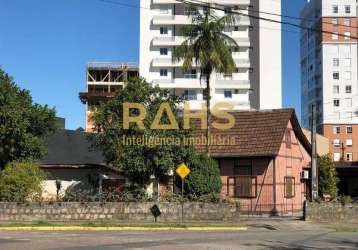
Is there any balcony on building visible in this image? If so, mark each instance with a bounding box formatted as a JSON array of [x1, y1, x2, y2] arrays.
[[152, 3, 250, 26], [153, 68, 205, 89], [215, 77, 251, 89], [234, 58, 251, 68], [152, 0, 251, 5], [152, 36, 250, 47]]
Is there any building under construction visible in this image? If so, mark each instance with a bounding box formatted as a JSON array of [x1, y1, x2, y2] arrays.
[[79, 62, 139, 132]]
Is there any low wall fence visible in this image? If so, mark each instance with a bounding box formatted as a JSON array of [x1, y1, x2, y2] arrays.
[[305, 202, 358, 223], [0, 202, 240, 223]]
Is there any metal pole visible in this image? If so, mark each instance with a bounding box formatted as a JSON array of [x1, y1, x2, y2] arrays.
[[181, 178, 184, 223], [311, 104, 318, 201]]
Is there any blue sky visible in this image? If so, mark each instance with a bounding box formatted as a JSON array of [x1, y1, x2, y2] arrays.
[[1, 0, 305, 129]]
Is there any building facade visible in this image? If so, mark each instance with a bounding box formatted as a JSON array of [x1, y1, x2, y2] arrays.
[[139, 0, 282, 110], [194, 109, 311, 214], [79, 62, 139, 132], [300, 0, 358, 161]]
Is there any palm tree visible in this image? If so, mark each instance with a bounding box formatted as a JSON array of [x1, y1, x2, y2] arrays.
[[173, 5, 239, 155]]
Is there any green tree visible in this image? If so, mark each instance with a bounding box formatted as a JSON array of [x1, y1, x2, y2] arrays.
[[0, 68, 57, 168], [91, 78, 194, 188], [0, 161, 46, 202], [173, 6, 238, 154], [183, 154, 222, 197], [318, 154, 339, 200]]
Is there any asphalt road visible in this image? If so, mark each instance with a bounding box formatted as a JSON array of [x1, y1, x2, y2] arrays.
[[0, 229, 357, 250]]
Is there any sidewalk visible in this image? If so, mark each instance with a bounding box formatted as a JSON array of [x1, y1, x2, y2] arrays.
[[0, 218, 357, 232]]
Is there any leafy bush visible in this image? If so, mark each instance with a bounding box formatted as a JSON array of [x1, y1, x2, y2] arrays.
[[318, 154, 339, 200], [181, 154, 222, 197], [339, 195, 353, 206], [0, 161, 46, 202], [62, 183, 151, 202], [62, 183, 98, 202]]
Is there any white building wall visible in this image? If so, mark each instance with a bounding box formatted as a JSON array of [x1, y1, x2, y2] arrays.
[[257, 0, 282, 109], [322, 43, 358, 124], [140, 0, 282, 110], [301, 0, 358, 128]]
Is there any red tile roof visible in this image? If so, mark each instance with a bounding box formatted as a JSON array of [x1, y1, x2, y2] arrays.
[[192, 108, 311, 157]]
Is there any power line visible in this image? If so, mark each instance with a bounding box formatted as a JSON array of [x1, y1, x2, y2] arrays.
[[98, 0, 357, 40], [99, 0, 150, 10], [175, 0, 358, 40], [180, 0, 358, 29], [98, 0, 300, 36]]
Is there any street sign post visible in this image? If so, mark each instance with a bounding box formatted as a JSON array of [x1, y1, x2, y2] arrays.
[[176, 163, 190, 223]]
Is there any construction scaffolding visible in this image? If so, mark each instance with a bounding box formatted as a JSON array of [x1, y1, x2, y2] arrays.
[[79, 62, 139, 132]]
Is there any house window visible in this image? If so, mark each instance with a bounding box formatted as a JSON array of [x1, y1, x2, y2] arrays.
[[332, 5, 338, 14], [333, 72, 339, 80], [346, 139, 353, 147], [333, 99, 340, 107], [344, 32, 351, 40], [333, 85, 339, 94], [344, 58, 351, 67], [233, 176, 256, 198], [160, 48, 168, 55], [333, 126, 340, 134], [346, 112, 353, 120], [344, 19, 351, 27], [345, 5, 351, 14], [160, 69, 168, 77], [346, 85, 352, 93], [159, 8, 169, 14], [332, 18, 338, 26], [333, 58, 339, 67], [183, 69, 197, 79], [347, 153, 353, 161], [284, 177, 295, 199], [224, 90, 232, 99], [345, 98, 352, 107], [343, 45, 351, 54], [345, 71, 351, 80], [334, 153, 341, 162], [183, 90, 197, 101], [160, 27, 168, 35], [332, 32, 339, 40], [333, 139, 340, 147], [233, 159, 256, 198], [234, 26, 239, 31], [347, 126, 353, 134]]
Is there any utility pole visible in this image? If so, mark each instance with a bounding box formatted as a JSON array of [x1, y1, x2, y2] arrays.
[[311, 104, 318, 201]]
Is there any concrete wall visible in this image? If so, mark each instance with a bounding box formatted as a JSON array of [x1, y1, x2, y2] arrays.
[[0, 202, 239, 223], [305, 202, 358, 223]]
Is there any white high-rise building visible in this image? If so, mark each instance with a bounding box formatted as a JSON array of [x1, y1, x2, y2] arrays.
[[139, 0, 282, 110], [300, 0, 358, 161]]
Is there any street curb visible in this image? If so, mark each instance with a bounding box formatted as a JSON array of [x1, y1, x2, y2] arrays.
[[0, 226, 248, 231]]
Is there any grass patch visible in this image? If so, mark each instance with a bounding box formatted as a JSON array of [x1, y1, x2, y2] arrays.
[[328, 227, 358, 232]]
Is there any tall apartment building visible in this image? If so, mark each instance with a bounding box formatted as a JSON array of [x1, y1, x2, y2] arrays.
[[79, 62, 139, 132], [300, 0, 358, 162], [139, 0, 282, 110]]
